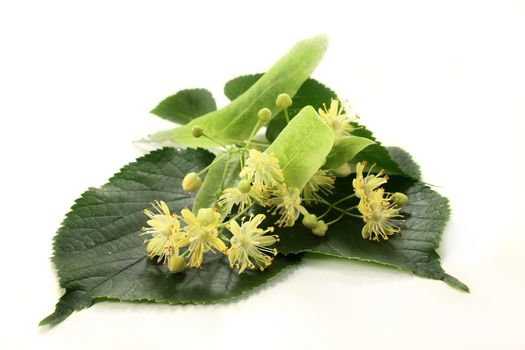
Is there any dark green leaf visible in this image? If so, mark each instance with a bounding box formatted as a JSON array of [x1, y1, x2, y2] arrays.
[[387, 146, 422, 180], [150, 88, 217, 124], [274, 176, 468, 292], [41, 148, 301, 327], [348, 125, 408, 176], [224, 74, 263, 101]]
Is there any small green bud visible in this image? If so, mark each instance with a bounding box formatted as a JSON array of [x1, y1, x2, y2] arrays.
[[258, 107, 272, 122], [196, 208, 217, 226], [312, 220, 328, 237], [332, 163, 352, 177], [237, 180, 251, 193], [392, 192, 409, 207], [275, 93, 292, 109], [182, 172, 202, 192], [167, 255, 186, 273], [191, 126, 204, 138], [302, 213, 318, 229]]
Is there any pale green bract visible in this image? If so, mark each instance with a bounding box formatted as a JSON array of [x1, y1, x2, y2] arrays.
[[193, 152, 241, 215], [266, 106, 334, 190], [149, 35, 328, 147], [324, 136, 376, 169]]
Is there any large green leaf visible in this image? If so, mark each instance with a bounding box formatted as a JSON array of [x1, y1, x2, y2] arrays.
[[222, 73, 337, 143], [274, 174, 468, 291], [150, 35, 329, 147], [41, 148, 301, 327], [150, 88, 217, 124], [266, 106, 334, 190]]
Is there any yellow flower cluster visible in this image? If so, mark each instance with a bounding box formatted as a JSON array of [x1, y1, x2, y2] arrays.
[[141, 200, 279, 274], [352, 161, 404, 241], [141, 203, 226, 272]]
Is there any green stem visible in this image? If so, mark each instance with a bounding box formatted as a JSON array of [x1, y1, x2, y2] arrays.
[[197, 152, 230, 176], [197, 148, 243, 176], [245, 119, 262, 149], [316, 198, 362, 218], [326, 213, 345, 226], [203, 133, 229, 150], [284, 108, 290, 124], [333, 193, 356, 206], [219, 202, 256, 228]]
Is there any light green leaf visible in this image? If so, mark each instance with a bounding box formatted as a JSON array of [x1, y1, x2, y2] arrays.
[[266, 106, 334, 190], [150, 35, 329, 147], [193, 152, 241, 214], [41, 148, 301, 327], [324, 136, 375, 169], [150, 88, 217, 124]]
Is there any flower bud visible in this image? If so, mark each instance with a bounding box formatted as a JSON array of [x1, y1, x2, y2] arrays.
[[258, 107, 272, 122], [182, 172, 202, 192], [237, 180, 251, 193], [196, 208, 217, 226], [312, 220, 328, 237], [332, 163, 352, 177], [275, 93, 292, 109], [191, 126, 204, 138], [392, 192, 408, 207], [302, 213, 318, 229], [167, 255, 186, 273]]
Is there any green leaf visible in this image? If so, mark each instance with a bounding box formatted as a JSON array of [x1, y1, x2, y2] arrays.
[[266, 106, 334, 190], [150, 88, 217, 124], [274, 174, 468, 292], [224, 73, 263, 101], [222, 73, 337, 143], [387, 146, 422, 180], [150, 35, 329, 147], [324, 136, 376, 169], [41, 148, 301, 327], [348, 125, 408, 176], [193, 152, 241, 215]]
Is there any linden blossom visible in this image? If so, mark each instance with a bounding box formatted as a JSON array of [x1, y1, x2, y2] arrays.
[[239, 149, 284, 190], [318, 99, 358, 138], [141, 97, 409, 274], [227, 214, 279, 273], [352, 161, 405, 241]]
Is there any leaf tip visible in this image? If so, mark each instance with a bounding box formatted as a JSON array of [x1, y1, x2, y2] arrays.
[[443, 274, 470, 293]]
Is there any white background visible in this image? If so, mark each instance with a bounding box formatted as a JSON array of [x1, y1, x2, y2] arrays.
[[1, 1, 524, 349]]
